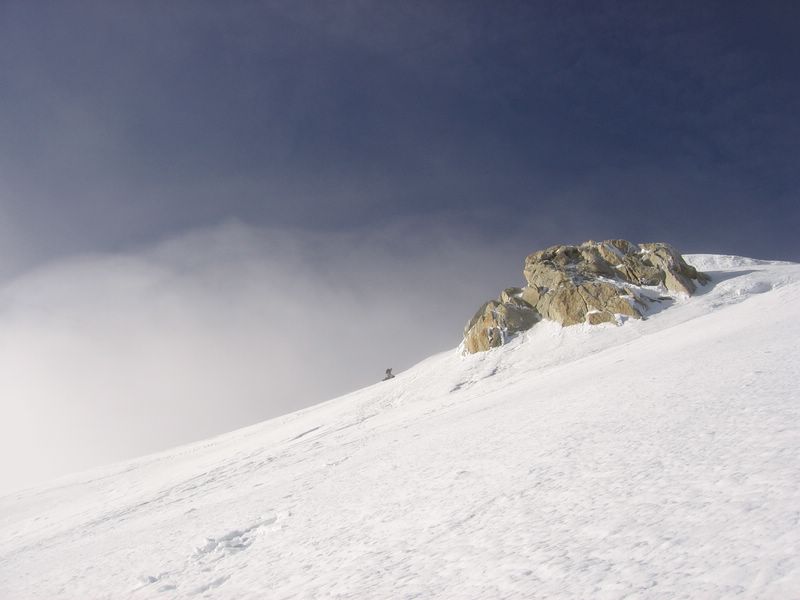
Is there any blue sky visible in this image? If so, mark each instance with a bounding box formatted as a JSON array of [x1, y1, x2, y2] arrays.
[[0, 1, 797, 491]]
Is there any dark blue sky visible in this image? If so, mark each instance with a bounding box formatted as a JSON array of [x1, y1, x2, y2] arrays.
[[0, 0, 798, 267]]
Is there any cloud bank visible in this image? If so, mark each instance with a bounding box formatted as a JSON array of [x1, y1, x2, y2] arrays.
[[0, 221, 533, 493]]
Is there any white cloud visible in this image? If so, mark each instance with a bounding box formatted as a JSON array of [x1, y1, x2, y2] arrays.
[[0, 220, 526, 492]]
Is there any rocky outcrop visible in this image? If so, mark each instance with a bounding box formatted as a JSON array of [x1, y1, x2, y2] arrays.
[[463, 293, 540, 354], [463, 240, 709, 353]]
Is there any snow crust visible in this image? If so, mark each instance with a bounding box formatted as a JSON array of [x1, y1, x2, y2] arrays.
[[1, 255, 799, 599], [684, 253, 793, 271]]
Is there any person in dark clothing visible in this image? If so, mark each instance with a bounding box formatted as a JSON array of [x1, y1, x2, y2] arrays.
[[382, 368, 395, 381]]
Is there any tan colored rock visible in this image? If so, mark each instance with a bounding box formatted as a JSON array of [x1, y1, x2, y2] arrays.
[[520, 286, 541, 307], [542, 285, 589, 326], [463, 301, 500, 353], [578, 282, 641, 318], [464, 239, 708, 353], [499, 287, 528, 305], [586, 310, 616, 325], [463, 296, 539, 354], [638, 242, 711, 294]]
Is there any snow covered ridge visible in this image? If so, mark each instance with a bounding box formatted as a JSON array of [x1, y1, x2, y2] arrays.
[[464, 239, 708, 353], [684, 253, 794, 270], [2, 254, 800, 599]]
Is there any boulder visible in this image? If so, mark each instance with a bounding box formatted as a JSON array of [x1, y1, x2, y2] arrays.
[[463, 296, 539, 354], [463, 240, 708, 353]]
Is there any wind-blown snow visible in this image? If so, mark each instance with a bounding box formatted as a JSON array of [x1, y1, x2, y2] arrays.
[[1, 255, 799, 599]]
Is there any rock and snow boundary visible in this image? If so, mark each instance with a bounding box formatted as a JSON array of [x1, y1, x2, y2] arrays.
[[1, 254, 799, 599], [463, 240, 709, 353]]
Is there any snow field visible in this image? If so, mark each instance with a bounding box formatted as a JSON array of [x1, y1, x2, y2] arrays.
[[1, 255, 799, 599]]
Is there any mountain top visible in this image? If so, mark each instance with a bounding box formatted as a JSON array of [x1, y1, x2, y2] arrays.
[[464, 240, 708, 353]]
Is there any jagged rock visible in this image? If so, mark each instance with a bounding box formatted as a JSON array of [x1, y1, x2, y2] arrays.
[[464, 297, 539, 353], [463, 239, 709, 353]]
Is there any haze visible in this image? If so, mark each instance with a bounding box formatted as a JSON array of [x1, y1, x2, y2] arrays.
[[0, 1, 797, 492]]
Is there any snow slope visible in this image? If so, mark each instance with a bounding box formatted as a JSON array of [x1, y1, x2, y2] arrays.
[[1, 255, 799, 599]]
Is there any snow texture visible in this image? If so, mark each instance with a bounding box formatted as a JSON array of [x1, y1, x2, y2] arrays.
[[1, 255, 799, 599]]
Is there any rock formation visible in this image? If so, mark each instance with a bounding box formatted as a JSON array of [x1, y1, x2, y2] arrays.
[[463, 240, 709, 353]]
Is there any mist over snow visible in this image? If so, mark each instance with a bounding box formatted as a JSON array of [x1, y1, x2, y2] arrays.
[[1, 256, 798, 598], [0, 2, 797, 595], [0, 221, 530, 493]]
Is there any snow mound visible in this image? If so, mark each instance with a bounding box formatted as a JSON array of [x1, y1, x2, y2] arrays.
[[685, 253, 794, 271], [1, 255, 800, 599]]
